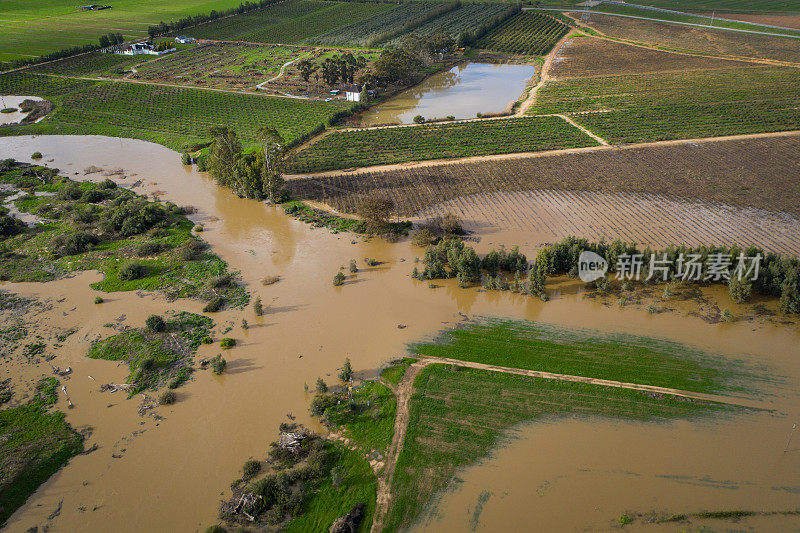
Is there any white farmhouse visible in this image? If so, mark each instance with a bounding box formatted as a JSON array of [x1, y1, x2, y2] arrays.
[[345, 84, 361, 102]]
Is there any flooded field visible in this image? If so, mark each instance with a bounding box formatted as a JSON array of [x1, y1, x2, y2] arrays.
[[417, 189, 800, 256], [1, 135, 799, 532], [0, 96, 43, 125], [360, 62, 534, 125]]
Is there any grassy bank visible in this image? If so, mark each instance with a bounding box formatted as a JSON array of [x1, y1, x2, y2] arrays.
[[0, 378, 84, 527], [382, 363, 734, 531], [410, 319, 756, 394], [0, 163, 248, 308]]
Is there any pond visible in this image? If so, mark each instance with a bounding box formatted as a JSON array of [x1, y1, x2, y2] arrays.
[[360, 62, 535, 126]]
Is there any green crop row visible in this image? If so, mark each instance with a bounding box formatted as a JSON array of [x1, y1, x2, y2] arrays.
[[287, 116, 598, 173], [529, 66, 800, 143], [0, 71, 351, 150], [476, 11, 569, 56]]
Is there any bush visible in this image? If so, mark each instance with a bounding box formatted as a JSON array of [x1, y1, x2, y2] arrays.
[[333, 272, 345, 286], [146, 314, 166, 332], [118, 261, 146, 281], [721, 309, 734, 322], [180, 238, 206, 260], [99, 178, 117, 189], [729, 278, 753, 304], [203, 297, 224, 313], [140, 357, 156, 372], [204, 526, 227, 533], [81, 189, 106, 203], [211, 354, 227, 374], [349, 259, 358, 273], [413, 115, 425, 124], [181, 153, 192, 165], [339, 358, 352, 382], [242, 460, 261, 479], [51, 231, 99, 256], [137, 241, 164, 256], [220, 337, 236, 349], [412, 228, 437, 247], [315, 378, 328, 393], [94, 296, 104, 304], [31, 151, 43, 159], [253, 296, 263, 316], [159, 391, 177, 405]]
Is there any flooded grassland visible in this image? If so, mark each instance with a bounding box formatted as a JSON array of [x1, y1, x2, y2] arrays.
[[1, 135, 799, 532]]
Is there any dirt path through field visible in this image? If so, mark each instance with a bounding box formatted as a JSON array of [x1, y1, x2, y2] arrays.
[[516, 33, 571, 117], [369, 354, 765, 532], [256, 50, 313, 91]]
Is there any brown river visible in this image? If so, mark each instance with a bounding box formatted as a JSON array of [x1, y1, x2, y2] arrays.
[[0, 135, 798, 532]]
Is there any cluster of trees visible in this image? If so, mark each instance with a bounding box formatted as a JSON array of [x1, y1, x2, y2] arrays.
[[147, 0, 280, 38], [360, 29, 456, 89], [535, 236, 800, 313], [98, 32, 124, 48], [205, 126, 286, 202], [411, 238, 543, 294], [297, 53, 367, 87]]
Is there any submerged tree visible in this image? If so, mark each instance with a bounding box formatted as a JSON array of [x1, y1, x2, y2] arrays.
[[357, 193, 394, 234]]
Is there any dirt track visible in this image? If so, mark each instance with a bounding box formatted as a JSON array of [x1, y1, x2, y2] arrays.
[[368, 355, 767, 532]]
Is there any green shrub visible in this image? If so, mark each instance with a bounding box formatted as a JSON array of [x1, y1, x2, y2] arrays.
[[220, 337, 236, 349], [413, 115, 425, 124], [349, 259, 358, 273], [315, 377, 328, 393], [31, 151, 43, 159], [145, 314, 166, 332], [242, 459, 261, 479], [253, 296, 263, 316], [140, 357, 156, 372], [81, 189, 106, 203], [159, 390, 177, 405], [99, 178, 117, 189], [204, 525, 227, 533], [333, 272, 345, 286], [211, 354, 227, 374], [339, 358, 352, 382], [181, 153, 192, 165], [94, 296, 104, 304], [729, 278, 753, 304], [136, 241, 164, 256], [203, 297, 224, 313], [181, 238, 206, 260], [50, 232, 99, 256], [118, 261, 146, 281]]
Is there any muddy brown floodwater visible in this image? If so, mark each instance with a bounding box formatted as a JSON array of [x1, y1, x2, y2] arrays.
[[1, 135, 799, 532]]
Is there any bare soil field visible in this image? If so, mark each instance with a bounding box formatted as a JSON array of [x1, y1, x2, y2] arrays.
[[577, 14, 800, 64], [416, 189, 800, 256], [285, 134, 800, 218], [549, 35, 751, 79], [701, 13, 800, 30]]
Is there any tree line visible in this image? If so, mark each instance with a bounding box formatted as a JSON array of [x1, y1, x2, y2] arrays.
[[147, 0, 282, 38]]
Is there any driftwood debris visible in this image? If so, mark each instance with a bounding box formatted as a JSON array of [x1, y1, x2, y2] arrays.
[[99, 383, 133, 393], [329, 503, 365, 533], [233, 493, 261, 521], [278, 429, 309, 454]]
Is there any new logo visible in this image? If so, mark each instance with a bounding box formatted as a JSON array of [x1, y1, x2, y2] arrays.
[[578, 251, 608, 283]]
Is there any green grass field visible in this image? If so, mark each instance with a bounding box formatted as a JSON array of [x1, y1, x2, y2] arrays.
[[287, 116, 598, 172], [383, 363, 734, 531], [410, 319, 758, 394], [528, 66, 800, 143], [0, 71, 351, 150], [0, 378, 84, 527], [176, 0, 391, 44], [0, 0, 251, 64]]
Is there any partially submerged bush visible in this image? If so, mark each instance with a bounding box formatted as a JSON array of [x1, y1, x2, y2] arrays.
[[31, 151, 43, 160], [211, 354, 227, 374], [333, 272, 345, 286], [180, 238, 206, 260], [220, 338, 236, 349], [159, 390, 177, 405], [203, 296, 224, 313], [242, 459, 261, 480], [94, 296, 104, 304], [253, 296, 263, 316]]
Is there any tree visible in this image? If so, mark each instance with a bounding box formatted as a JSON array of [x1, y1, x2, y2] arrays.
[[258, 126, 286, 203], [146, 314, 166, 332], [208, 126, 242, 191], [357, 193, 394, 234], [339, 358, 352, 383], [297, 59, 317, 84], [99, 35, 110, 48], [315, 378, 328, 393]]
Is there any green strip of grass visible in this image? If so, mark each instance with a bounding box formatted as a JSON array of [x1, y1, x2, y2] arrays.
[[380, 357, 418, 387], [320, 380, 396, 454], [382, 363, 734, 532], [0, 378, 84, 527], [284, 442, 377, 533], [410, 319, 758, 395]]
